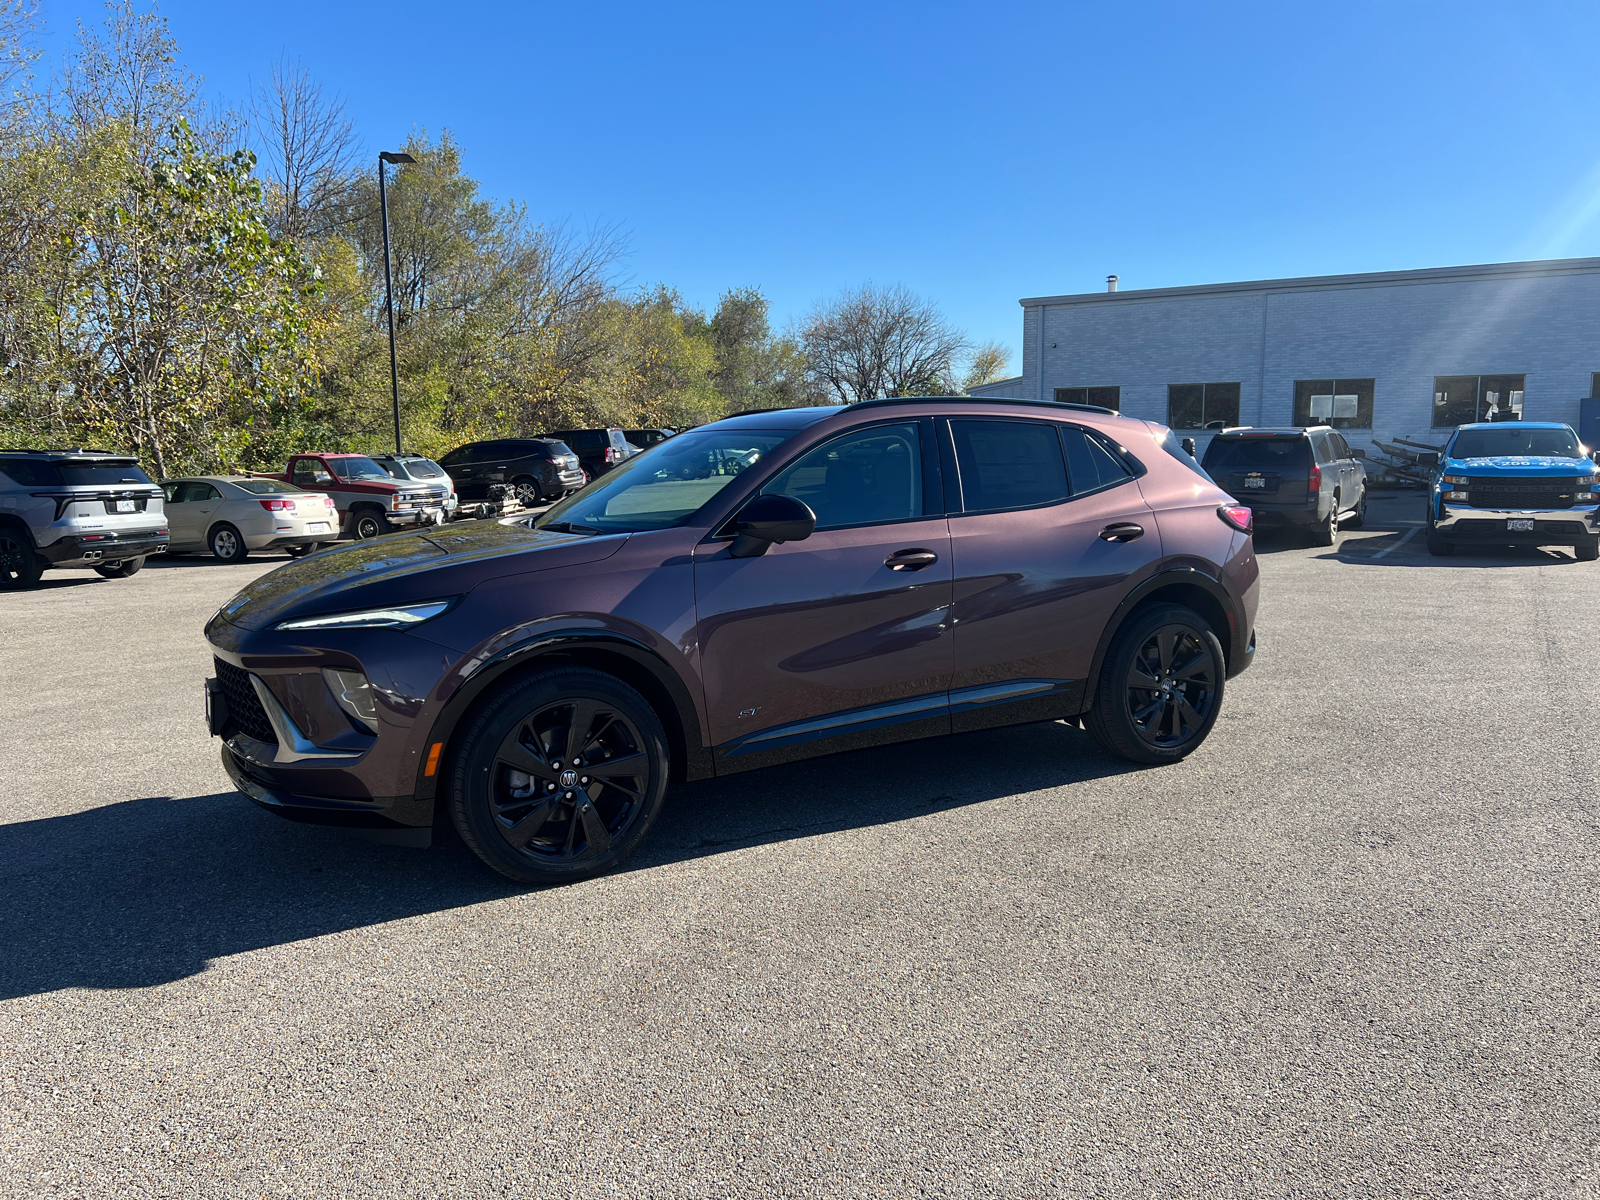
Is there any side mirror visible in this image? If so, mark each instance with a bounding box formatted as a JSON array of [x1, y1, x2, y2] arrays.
[[728, 494, 816, 558], [1181, 437, 1197, 458]]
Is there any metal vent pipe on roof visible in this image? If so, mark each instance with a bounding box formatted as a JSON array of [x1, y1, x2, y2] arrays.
[[1107, 275, 1119, 293]]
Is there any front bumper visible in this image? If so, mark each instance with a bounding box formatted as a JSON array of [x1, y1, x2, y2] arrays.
[[39, 527, 169, 565], [1436, 503, 1599, 543], [390, 503, 450, 527], [219, 742, 424, 830]]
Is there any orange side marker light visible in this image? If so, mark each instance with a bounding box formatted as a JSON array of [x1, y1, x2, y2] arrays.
[[424, 742, 443, 777]]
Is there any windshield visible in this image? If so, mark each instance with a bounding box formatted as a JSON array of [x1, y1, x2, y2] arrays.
[[1203, 437, 1309, 469], [232, 478, 300, 494], [328, 456, 394, 482], [536, 428, 794, 533], [1450, 426, 1581, 459]]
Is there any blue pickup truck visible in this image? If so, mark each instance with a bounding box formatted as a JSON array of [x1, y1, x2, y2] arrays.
[[1427, 421, 1600, 559]]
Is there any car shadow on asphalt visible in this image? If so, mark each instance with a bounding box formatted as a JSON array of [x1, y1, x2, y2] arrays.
[[0, 722, 1137, 1000]]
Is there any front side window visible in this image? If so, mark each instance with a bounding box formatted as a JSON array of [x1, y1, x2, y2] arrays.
[[1168, 382, 1241, 430], [1433, 374, 1526, 426], [1293, 378, 1374, 429], [763, 423, 923, 530], [1055, 386, 1121, 411], [950, 420, 1068, 512], [1060, 426, 1135, 496], [536, 428, 793, 534]]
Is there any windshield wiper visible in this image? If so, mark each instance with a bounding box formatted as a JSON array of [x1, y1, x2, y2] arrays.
[[539, 520, 604, 535]]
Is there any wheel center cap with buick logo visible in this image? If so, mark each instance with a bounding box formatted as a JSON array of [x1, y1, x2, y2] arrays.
[[560, 769, 578, 788]]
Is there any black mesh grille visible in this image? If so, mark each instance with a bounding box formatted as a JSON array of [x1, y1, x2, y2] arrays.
[[1466, 478, 1580, 510], [215, 658, 277, 744]]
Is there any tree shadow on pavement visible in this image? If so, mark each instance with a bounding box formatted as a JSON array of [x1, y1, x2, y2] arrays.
[[0, 721, 1137, 1001]]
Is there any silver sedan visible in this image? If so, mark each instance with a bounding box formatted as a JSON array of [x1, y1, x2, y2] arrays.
[[159, 476, 340, 563]]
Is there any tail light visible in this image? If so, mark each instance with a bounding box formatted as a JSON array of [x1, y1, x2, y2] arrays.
[[1218, 504, 1253, 533], [324, 496, 336, 509], [1307, 462, 1321, 497], [604, 446, 618, 463], [258, 498, 293, 511]]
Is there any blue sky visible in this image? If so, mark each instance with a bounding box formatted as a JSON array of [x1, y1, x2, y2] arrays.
[[34, 1, 1600, 370]]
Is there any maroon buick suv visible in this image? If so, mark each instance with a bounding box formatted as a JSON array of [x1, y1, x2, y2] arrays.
[[204, 397, 1259, 884]]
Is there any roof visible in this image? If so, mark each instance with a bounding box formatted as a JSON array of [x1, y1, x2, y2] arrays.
[[0, 448, 131, 459], [1019, 256, 1600, 308], [1455, 421, 1570, 430]]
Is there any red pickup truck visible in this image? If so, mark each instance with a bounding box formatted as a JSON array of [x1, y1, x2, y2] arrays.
[[259, 453, 452, 540]]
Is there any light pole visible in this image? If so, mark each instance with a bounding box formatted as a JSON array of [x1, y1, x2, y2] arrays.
[[378, 150, 416, 453]]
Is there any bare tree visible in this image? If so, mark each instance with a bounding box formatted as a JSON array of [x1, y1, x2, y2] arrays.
[[802, 283, 969, 403], [0, 0, 39, 100], [248, 56, 358, 239], [61, 2, 200, 161]]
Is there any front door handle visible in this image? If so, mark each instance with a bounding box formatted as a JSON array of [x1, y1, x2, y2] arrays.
[[885, 548, 939, 571], [1099, 523, 1144, 543]]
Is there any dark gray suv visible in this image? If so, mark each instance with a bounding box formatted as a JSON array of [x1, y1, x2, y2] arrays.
[[1202, 426, 1367, 543], [437, 439, 583, 505]]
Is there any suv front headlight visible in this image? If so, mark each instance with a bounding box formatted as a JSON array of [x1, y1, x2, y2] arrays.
[[276, 598, 457, 631]]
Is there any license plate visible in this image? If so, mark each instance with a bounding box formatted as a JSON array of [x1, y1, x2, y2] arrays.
[[1508, 518, 1535, 532], [307, 522, 330, 533], [1243, 477, 1265, 488], [116, 499, 135, 512]]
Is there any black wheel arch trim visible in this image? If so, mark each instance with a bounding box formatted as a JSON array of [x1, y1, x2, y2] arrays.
[[411, 628, 711, 803], [1079, 566, 1251, 710]]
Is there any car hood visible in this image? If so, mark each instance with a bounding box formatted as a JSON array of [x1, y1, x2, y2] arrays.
[[211, 520, 626, 632], [1448, 456, 1594, 475]]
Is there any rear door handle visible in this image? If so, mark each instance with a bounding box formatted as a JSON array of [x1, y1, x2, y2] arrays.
[[1099, 523, 1144, 543], [885, 548, 939, 571]]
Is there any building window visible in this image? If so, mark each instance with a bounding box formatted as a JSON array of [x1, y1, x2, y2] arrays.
[[1432, 374, 1525, 426], [1167, 382, 1241, 430], [1054, 386, 1121, 411], [1590, 372, 1600, 398], [1293, 378, 1375, 429]]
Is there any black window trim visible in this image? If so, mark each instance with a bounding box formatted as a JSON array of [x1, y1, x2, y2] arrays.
[[710, 417, 943, 539]]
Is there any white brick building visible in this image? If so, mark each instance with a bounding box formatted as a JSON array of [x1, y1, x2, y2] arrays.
[[970, 257, 1600, 453]]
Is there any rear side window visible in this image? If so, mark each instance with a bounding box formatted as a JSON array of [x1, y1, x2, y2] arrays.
[[950, 420, 1069, 512], [1203, 438, 1309, 470], [1060, 426, 1135, 496], [0, 459, 56, 486]]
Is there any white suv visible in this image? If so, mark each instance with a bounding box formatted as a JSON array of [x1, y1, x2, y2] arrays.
[[0, 449, 169, 587]]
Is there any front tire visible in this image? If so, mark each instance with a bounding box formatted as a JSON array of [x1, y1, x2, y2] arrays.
[[1084, 603, 1226, 765], [351, 509, 390, 540], [1575, 538, 1599, 562], [1343, 487, 1368, 529], [95, 556, 144, 578], [209, 524, 248, 564], [449, 667, 670, 885], [1425, 527, 1453, 556], [0, 525, 44, 588]]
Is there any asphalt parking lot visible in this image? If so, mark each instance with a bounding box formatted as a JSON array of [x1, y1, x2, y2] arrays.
[[2, 494, 1597, 1198]]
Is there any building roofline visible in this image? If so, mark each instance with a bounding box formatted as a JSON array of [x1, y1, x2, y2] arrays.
[[1018, 256, 1600, 308]]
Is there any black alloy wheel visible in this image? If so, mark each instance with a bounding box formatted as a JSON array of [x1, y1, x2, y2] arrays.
[[95, 556, 144, 578], [209, 523, 249, 564], [512, 476, 543, 506], [351, 509, 390, 540], [1085, 603, 1225, 765], [0, 526, 44, 588], [450, 667, 669, 885]]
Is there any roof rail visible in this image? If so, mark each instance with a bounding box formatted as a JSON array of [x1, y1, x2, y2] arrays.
[[721, 405, 825, 419], [846, 395, 1119, 416]]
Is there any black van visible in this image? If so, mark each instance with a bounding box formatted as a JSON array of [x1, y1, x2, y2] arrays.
[[436, 439, 584, 504], [1202, 426, 1368, 543]]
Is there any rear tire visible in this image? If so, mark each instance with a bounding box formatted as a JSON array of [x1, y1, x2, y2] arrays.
[[512, 476, 543, 506], [0, 525, 44, 589], [95, 556, 144, 578], [1425, 527, 1453, 557], [1084, 603, 1226, 765], [1310, 501, 1339, 546], [209, 523, 248, 564], [449, 667, 670, 885], [1575, 539, 1599, 562]]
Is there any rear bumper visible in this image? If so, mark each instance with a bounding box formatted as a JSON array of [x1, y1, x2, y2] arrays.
[[39, 528, 168, 565], [1244, 504, 1320, 529]]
